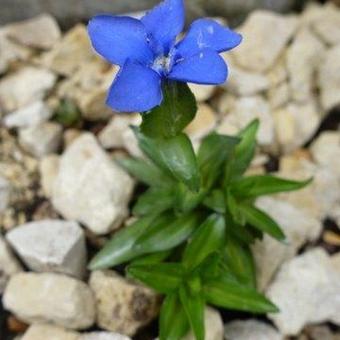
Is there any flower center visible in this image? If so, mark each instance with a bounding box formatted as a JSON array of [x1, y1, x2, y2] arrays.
[[152, 54, 173, 76]]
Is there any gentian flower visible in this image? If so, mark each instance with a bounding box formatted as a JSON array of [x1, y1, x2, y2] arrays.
[[88, 0, 242, 112]]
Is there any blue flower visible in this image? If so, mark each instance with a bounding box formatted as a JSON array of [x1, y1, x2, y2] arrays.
[[88, 0, 242, 112]]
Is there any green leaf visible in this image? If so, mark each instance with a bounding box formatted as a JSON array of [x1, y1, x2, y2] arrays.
[[203, 190, 225, 214], [183, 214, 226, 270], [88, 215, 156, 270], [198, 133, 240, 189], [133, 187, 175, 216], [159, 293, 189, 340], [54, 98, 81, 127], [239, 203, 285, 241], [141, 82, 197, 138], [175, 183, 207, 213], [131, 250, 172, 265], [204, 277, 279, 314], [225, 119, 259, 183], [179, 286, 205, 340], [117, 157, 173, 188], [136, 212, 203, 254], [134, 128, 200, 192], [231, 175, 312, 199], [127, 263, 184, 294], [224, 236, 256, 288], [226, 191, 246, 226]]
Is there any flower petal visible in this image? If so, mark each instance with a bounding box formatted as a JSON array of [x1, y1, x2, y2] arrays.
[[88, 15, 154, 66], [168, 49, 228, 85], [142, 0, 185, 53], [176, 19, 242, 58], [107, 60, 163, 112]]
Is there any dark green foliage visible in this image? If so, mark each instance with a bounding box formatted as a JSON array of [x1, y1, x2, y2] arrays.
[[89, 119, 310, 340]]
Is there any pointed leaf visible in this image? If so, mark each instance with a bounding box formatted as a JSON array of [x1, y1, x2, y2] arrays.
[[198, 133, 240, 189], [136, 212, 203, 254], [204, 277, 279, 313], [131, 250, 172, 265], [133, 187, 175, 216], [118, 157, 173, 187], [183, 214, 226, 270], [175, 183, 207, 213], [231, 175, 312, 199], [141, 82, 197, 138], [226, 190, 246, 226], [239, 203, 285, 241], [160, 293, 189, 340], [179, 286, 205, 340], [127, 263, 184, 294], [88, 215, 156, 270], [203, 190, 225, 214]]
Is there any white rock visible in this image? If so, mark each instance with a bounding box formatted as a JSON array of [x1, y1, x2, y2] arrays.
[[189, 83, 216, 102], [232, 11, 298, 72], [0, 175, 10, 213], [6, 219, 86, 278], [184, 307, 223, 340], [122, 128, 144, 158], [39, 24, 96, 76], [52, 133, 134, 235], [252, 197, 322, 290], [287, 28, 324, 103], [224, 319, 283, 340], [319, 45, 340, 111], [310, 131, 340, 178], [266, 54, 288, 88], [3, 272, 95, 329], [267, 248, 340, 335], [0, 66, 56, 112], [3, 101, 53, 128], [19, 122, 62, 158], [39, 154, 60, 198], [6, 14, 61, 50], [22, 324, 79, 340], [273, 101, 320, 154], [0, 28, 32, 74], [185, 103, 217, 141], [89, 270, 159, 336], [0, 235, 22, 293], [81, 332, 131, 340], [98, 114, 141, 149], [267, 82, 290, 109], [218, 96, 275, 146], [223, 55, 269, 96]]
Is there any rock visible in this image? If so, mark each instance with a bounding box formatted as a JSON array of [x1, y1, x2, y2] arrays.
[[266, 54, 288, 88], [267, 248, 340, 335], [310, 131, 340, 178], [188, 83, 216, 102], [3, 272, 95, 329], [18, 122, 62, 158], [310, 4, 340, 46], [6, 219, 86, 278], [305, 325, 335, 340], [81, 332, 131, 340], [232, 11, 298, 73], [252, 197, 322, 291], [6, 14, 61, 50], [218, 96, 275, 147], [273, 101, 320, 154], [89, 270, 159, 336], [318, 45, 340, 111], [184, 307, 223, 340], [0, 234, 22, 293], [185, 104, 217, 141], [39, 24, 96, 77], [0, 175, 11, 213], [63, 129, 82, 148], [122, 128, 144, 158], [267, 82, 290, 109], [3, 101, 53, 128], [98, 114, 141, 149], [214, 93, 237, 116], [52, 133, 134, 235], [287, 28, 324, 103], [0, 28, 32, 74], [22, 324, 79, 340], [224, 320, 283, 340], [223, 55, 269, 96], [0, 66, 56, 112], [39, 154, 60, 198]]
